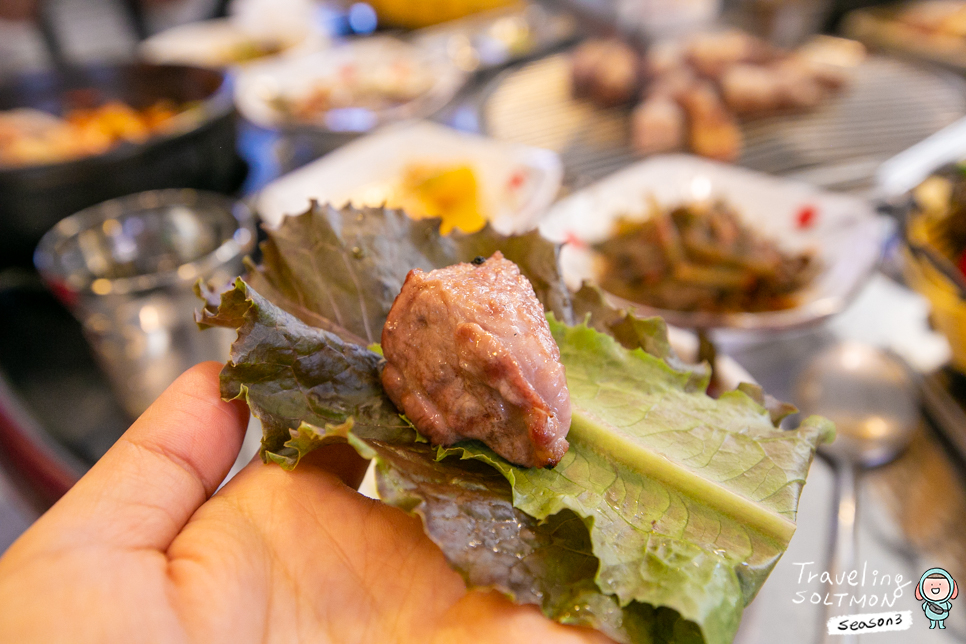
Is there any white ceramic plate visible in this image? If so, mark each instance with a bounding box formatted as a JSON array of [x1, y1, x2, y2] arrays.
[[256, 120, 563, 234], [139, 18, 325, 68], [538, 154, 886, 331], [411, 3, 577, 72], [234, 37, 466, 132]]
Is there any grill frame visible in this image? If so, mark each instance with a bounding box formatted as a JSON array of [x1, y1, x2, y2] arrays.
[[479, 53, 966, 193]]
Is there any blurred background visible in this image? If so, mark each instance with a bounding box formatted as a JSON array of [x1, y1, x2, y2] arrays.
[[3, 1, 966, 642]]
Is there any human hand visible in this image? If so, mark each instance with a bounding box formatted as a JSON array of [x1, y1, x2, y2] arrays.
[[0, 362, 614, 643], [0, 0, 38, 22]]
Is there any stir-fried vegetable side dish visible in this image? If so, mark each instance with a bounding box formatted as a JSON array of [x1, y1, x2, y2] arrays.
[[196, 203, 833, 644], [594, 200, 817, 313]]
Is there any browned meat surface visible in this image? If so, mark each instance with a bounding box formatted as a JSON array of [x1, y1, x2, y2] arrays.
[[380, 252, 571, 468], [632, 96, 686, 154], [569, 30, 852, 162], [679, 81, 742, 162], [684, 30, 777, 81], [571, 38, 641, 107]]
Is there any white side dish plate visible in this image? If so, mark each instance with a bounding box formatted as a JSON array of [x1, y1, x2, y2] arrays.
[[256, 120, 563, 234], [139, 18, 326, 68], [538, 154, 886, 331], [234, 37, 466, 132]]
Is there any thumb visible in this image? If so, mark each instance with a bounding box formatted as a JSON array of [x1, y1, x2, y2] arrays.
[[13, 361, 249, 553]]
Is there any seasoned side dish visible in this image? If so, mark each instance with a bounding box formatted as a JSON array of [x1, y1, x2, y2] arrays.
[[911, 165, 966, 276], [595, 199, 816, 312], [905, 164, 966, 372], [339, 162, 488, 235], [0, 101, 190, 167], [381, 252, 571, 468], [279, 58, 435, 122], [392, 163, 488, 235]]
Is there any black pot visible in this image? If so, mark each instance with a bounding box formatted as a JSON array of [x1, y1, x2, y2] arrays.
[[0, 62, 246, 267]]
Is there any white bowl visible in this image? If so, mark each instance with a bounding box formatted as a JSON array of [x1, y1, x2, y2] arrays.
[[538, 154, 886, 332], [234, 37, 466, 133], [139, 18, 326, 68], [256, 120, 563, 234]]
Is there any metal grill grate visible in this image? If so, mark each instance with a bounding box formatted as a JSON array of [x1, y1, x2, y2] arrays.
[[482, 54, 966, 191]]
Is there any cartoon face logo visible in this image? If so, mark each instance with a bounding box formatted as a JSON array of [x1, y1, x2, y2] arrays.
[[924, 577, 952, 600], [916, 568, 959, 630]]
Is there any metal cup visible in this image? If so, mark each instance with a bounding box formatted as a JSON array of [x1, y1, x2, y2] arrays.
[[34, 189, 256, 419]]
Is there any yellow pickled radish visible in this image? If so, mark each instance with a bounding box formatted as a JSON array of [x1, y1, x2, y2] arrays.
[[400, 164, 487, 235]]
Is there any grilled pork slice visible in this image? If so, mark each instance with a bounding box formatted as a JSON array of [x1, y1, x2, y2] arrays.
[[571, 38, 641, 107], [380, 252, 571, 468], [632, 95, 687, 154]]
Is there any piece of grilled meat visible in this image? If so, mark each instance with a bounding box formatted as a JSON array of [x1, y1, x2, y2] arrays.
[[380, 252, 571, 468]]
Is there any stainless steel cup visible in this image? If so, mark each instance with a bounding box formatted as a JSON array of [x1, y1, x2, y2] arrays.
[[34, 189, 256, 419]]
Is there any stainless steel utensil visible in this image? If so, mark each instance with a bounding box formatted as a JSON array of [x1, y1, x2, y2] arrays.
[[794, 342, 919, 643], [34, 189, 255, 419]]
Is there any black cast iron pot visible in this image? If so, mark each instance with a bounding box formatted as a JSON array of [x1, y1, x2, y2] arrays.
[[0, 62, 245, 267]]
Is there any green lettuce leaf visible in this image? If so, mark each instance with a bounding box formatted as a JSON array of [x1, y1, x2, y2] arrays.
[[196, 277, 414, 465], [245, 202, 572, 345], [571, 282, 709, 387], [442, 317, 833, 644], [358, 438, 657, 643], [198, 278, 653, 641], [197, 204, 832, 644]]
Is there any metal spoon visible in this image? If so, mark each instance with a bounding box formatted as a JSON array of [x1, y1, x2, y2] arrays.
[[794, 342, 919, 644]]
